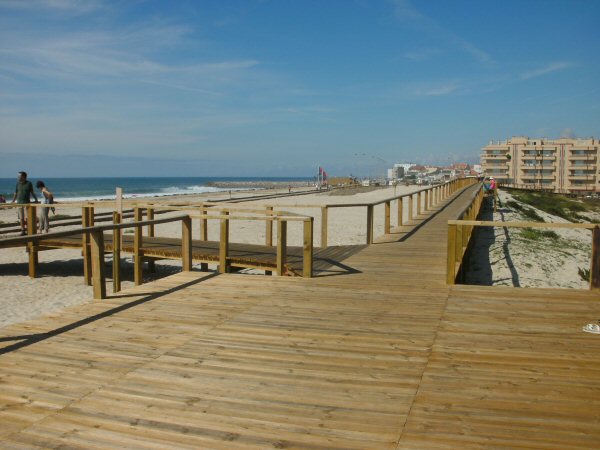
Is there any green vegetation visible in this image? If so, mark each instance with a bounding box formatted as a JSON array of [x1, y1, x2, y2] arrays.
[[507, 189, 592, 222], [578, 267, 590, 282], [124, 230, 134, 234], [520, 227, 559, 241], [505, 200, 545, 222]]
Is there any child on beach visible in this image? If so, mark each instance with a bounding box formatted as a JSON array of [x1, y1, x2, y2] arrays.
[[35, 181, 54, 233]]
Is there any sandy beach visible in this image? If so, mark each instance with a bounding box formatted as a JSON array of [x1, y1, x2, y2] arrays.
[[0, 184, 422, 329]]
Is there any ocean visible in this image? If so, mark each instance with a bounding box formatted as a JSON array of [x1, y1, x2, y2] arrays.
[[0, 177, 309, 202]]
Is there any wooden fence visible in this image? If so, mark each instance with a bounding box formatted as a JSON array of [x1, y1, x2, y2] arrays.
[[447, 191, 600, 289]]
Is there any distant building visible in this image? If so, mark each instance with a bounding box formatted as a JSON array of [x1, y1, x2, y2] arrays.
[[481, 136, 600, 194], [387, 163, 414, 180]]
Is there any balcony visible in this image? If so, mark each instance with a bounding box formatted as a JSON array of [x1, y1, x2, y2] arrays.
[[568, 174, 597, 181], [569, 154, 597, 160]]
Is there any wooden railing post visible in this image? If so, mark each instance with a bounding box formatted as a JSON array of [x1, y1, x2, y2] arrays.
[[408, 194, 414, 221], [277, 219, 287, 276], [447, 223, 457, 285], [199, 204, 208, 271], [303, 218, 313, 278], [321, 206, 328, 248], [397, 197, 403, 227], [384, 201, 391, 234], [455, 224, 463, 281], [82, 206, 92, 286], [366, 205, 374, 244], [112, 212, 121, 293], [90, 229, 106, 300], [266, 206, 274, 247], [182, 216, 192, 271], [417, 192, 422, 216], [134, 207, 143, 285], [27, 205, 38, 278], [423, 191, 428, 212], [146, 208, 156, 273], [219, 211, 229, 274], [591, 226, 600, 290]]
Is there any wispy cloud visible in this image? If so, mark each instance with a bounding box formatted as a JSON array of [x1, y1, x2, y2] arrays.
[[0, 0, 104, 14], [412, 81, 460, 97], [520, 61, 573, 80], [402, 48, 441, 61], [390, 0, 493, 64]]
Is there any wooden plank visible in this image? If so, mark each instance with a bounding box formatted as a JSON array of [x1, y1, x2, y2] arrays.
[[3, 184, 599, 449]]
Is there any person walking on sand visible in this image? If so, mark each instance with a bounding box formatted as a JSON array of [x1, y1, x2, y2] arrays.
[[11, 171, 38, 235], [36, 180, 54, 233]]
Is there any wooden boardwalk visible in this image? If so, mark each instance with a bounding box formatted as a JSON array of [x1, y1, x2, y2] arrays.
[[1, 185, 599, 449]]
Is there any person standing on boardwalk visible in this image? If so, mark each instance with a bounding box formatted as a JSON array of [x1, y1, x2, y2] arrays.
[[11, 171, 38, 235], [35, 180, 54, 233]]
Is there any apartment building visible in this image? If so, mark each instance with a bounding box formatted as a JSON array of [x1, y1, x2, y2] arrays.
[[481, 136, 600, 194]]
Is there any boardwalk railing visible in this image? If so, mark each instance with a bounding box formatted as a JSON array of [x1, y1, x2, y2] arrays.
[[447, 215, 600, 290], [0, 209, 314, 299], [259, 178, 477, 247], [446, 183, 486, 284]]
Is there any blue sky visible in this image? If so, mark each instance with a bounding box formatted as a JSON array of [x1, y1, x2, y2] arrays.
[[1, 0, 599, 177]]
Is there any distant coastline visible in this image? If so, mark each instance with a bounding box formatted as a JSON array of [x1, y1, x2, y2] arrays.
[[0, 176, 312, 202]]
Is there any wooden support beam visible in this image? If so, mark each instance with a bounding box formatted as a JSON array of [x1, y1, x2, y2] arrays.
[[277, 219, 287, 276], [366, 205, 374, 244], [90, 230, 106, 300], [303, 218, 313, 278], [455, 224, 463, 281], [321, 206, 328, 248], [591, 226, 600, 290], [182, 216, 192, 271], [146, 208, 156, 273], [134, 207, 143, 286], [266, 206, 273, 247], [397, 197, 403, 227], [447, 223, 457, 285], [82, 206, 92, 286], [417, 192, 422, 216], [384, 201, 391, 234], [27, 205, 38, 278], [423, 191, 428, 212], [408, 194, 413, 221], [219, 211, 229, 274], [112, 212, 121, 293], [199, 204, 208, 271]]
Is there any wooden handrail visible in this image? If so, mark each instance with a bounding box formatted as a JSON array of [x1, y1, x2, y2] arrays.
[[448, 220, 599, 230], [446, 187, 599, 290]]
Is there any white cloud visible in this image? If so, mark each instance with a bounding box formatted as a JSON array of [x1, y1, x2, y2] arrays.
[[520, 61, 573, 80]]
